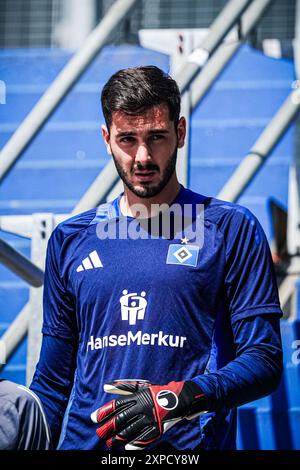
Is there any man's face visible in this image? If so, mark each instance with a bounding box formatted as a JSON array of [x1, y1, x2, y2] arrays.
[[102, 104, 186, 198]]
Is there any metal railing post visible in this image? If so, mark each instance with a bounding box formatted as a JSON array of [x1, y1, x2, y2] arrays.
[[190, 0, 273, 111], [26, 214, 56, 385], [0, 213, 65, 370], [176, 0, 252, 93], [0, 304, 30, 370], [0, 238, 44, 287], [176, 91, 191, 186], [72, 159, 119, 214], [218, 90, 300, 202]]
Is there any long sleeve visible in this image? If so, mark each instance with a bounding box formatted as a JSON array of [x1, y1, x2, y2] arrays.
[[30, 335, 77, 447], [190, 204, 284, 411], [30, 226, 78, 447], [191, 313, 283, 411]]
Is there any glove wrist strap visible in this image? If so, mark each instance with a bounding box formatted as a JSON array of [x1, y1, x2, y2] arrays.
[[184, 380, 209, 417]]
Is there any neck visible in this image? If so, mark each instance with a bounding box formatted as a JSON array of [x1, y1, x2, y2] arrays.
[[120, 174, 181, 217]]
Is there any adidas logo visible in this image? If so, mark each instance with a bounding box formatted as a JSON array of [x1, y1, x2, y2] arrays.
[[76, 250, 103, 272]]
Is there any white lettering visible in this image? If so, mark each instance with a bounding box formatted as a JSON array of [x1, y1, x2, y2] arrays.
[[127, 218, 149, 240], [130, 203, 149, 220], [142, 333, 150, 345], [109, 335, 118, 347], [188, 454, 201, 464], [86, 330, 187, 351], [150, 333, 158, 345], [87, 335, 94, 351], [169, 334, 179, 347], [292, 340, 300, 365], [100, 455, 136, 467], [96, 219, 117, 240], [95, 202, 204, 245], [128, 330, 141, 345], [158, 331, 169, 346], [118, 334, 127, 346]]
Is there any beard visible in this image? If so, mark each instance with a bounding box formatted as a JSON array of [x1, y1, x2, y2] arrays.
[[111, 146, 178, 199]]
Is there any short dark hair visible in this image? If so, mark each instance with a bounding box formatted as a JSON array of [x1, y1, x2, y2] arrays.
[[101, 65, 181, 130]]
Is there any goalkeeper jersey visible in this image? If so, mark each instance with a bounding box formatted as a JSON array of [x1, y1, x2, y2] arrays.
[[30, 186, 282, 450]]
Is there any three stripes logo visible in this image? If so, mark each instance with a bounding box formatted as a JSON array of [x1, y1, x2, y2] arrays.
[[76, 250, 103, 272]]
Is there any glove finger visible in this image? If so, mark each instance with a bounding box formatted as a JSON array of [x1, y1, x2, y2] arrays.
[[106, 434, 127, 450], [96, 416, 117, 441], [104, 379, 152, 395], [95, 398, 138, 440], [125, 424, 160, 451], [107, 415, 148, 449], [91, 398, 116, 424], [91, 394, 136, 425]]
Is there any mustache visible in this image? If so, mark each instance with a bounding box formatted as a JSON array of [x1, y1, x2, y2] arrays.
[[132, 162, 159, 173]]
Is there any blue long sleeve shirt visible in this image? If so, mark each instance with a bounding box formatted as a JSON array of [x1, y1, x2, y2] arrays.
[[30, 186, 283, 450]]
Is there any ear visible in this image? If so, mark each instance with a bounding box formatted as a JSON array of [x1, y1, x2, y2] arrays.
[[102, 124, 112, 155], [177, 117, 186, 148]]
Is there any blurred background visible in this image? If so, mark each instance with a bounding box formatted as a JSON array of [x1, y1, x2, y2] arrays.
[[0, 0, 299, 450], [0, 0, 297, 46]]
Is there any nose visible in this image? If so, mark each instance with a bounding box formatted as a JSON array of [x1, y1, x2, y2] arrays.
[[135, 143, 151, 165]]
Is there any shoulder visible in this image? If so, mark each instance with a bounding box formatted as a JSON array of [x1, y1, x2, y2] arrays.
[[183, 187, 257, 225], [183, 187, 264, 243], [49, 208, 97, 249], [205, 197, 258, 228]]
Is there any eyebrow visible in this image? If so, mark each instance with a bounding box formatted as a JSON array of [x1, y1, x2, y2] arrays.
[[115, 129, 170, 137], [149, 129, 169, 134]]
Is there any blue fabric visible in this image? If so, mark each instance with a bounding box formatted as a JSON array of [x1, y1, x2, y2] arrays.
[[192, 314, 283, 449], [30, 186, 283, 450]]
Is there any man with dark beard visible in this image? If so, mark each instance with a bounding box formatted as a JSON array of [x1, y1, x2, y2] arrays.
[[30, 66, 283, 450]]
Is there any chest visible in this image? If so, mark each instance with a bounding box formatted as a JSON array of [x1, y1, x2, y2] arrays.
[[66, 234, 225, 313]]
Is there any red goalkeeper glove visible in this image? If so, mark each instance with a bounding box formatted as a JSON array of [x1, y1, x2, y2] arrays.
[[91, 379, 207, 450]]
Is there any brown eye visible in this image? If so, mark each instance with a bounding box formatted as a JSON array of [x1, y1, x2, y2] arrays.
[[120, 136, 135, 143], [151, 134, 164, 141]]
